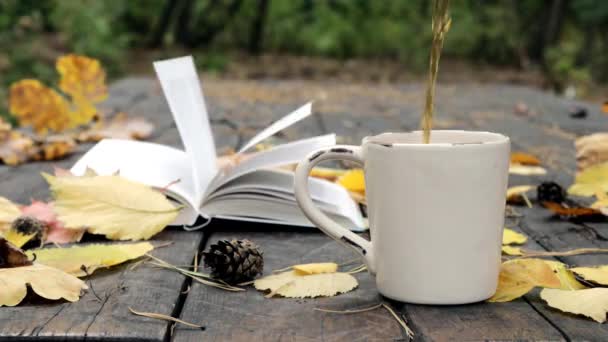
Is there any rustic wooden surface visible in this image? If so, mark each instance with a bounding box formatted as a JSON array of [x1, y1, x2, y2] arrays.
[[0, 77, 607, 341]]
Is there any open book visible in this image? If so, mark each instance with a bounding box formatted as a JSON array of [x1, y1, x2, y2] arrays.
[[70, 56, 365, 231]]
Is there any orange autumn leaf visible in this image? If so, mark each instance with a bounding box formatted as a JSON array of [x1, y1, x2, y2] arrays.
[[0, 117, 33, 166], [57, 54, 108, 126], [510, 152, 541, 166], [543, 202, 602, 217], [602, 101, 608, 114], [9, 80, 72, 134], [30, 136, 76, 162], [57, 54, 107, 103]]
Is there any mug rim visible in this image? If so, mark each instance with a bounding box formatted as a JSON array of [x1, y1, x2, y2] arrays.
[[363, 130, 509, 148]]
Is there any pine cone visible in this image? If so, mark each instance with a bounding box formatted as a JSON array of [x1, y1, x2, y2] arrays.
[[202, 239, 263, 284], [11, 216, 45, 235]]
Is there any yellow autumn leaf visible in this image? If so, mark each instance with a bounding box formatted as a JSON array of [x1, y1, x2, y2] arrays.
[[501, 245, 523, 256], [309, 167, 347, 182], [541, 288, 608, 323], [568, 162, 608, 197], [56, 54, 108, 127], [543, 260, 587, 290], [0, 263, 87, 307], [508, 164, 547, 176], [571, 265, 608, 285], [0, 196, 21, 231], [293, 262, 338, 275], [3, 230, 36, 248], [337, 169, 365, 194], [488, 258, 561, 302], [43, 173, 181, 240], [254, 270, 358, 298], [9, 79, 73, 134], [57, 54, 108, 103], [502, 228, 527, 245], [506, 185, 533, 204], [25, 242, 153, 277]]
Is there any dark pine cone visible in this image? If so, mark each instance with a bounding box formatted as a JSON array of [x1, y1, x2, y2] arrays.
[[537, 181, 566, 204], [202, 239, 263, 284], [11, 216, 45, 235]]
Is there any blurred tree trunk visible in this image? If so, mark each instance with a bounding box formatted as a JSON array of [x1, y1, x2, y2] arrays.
[[177, 0, 244, 48], [248, 0, 269, 55], [175, 0, 196, 45], [149, 0, 180, 48]]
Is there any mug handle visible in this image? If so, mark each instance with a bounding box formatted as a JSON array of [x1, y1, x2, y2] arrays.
[[294, 145, 375, 274]]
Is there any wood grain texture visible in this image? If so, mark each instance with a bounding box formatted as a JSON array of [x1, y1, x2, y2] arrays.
[[173, 229, 406, 342], [1, 77, 606, 341]]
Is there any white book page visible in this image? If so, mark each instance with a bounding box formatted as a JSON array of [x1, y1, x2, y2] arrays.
[[202, 197, 363, 230], [70, 139, 196, 208], [154, 56, 217, 206], [207, 169, 346, 205], [237, 102, 312, 153], [205, 134, 336, 196], [204, 168, 365, 229]]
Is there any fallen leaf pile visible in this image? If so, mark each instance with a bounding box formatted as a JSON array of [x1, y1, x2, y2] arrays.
[[254, 262, 358, 298], [0, 167, 177, 306], [1, 54, 154, 166]]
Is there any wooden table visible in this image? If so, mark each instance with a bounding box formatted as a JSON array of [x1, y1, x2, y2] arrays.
[[1, 77, 607, 341]]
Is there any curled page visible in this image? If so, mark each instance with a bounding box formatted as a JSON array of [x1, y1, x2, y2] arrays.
[[154, 56, 217, 206], [237, 102, 312, 153]]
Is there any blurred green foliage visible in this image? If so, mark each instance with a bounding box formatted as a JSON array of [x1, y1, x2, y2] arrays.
[[1, 0, 607, 111]]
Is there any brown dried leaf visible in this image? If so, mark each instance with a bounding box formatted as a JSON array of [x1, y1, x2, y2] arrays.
[[0, 238, 32, 268], [77, 113, 154, 142], [543, 201, 603, 217]]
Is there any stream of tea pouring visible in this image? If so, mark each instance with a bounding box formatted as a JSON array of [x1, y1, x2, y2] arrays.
[[420, 0, 451, 144]]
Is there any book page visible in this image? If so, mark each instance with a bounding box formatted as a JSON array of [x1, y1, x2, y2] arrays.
[[204, 168, 365, 230], [70, 139, 197, 208], [202, 197, 364, 231], [205, 134, 336, 196], [237, 102, 312, 153], [154, 56, 217, 206]]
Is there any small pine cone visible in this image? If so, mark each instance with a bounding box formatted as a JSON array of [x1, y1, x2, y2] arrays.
[[202, 239, 263, 284], [11, 216, 45, 235], [537, 181, 566, 204]]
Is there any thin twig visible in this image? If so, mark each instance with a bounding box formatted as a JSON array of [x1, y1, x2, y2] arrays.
[[129, 307, 205, 330], [314, 303, 382, 314], [154, 241, 174, 249], [516, 248, 608, 258], [382, 303, 414, 339], [346, 264, 368, 274], [314, 302, 414, 339], [80, 265, 103, 302], [522, 193, 533, 208], [272, 265, 293, 273], [146, 254, 244, 292]]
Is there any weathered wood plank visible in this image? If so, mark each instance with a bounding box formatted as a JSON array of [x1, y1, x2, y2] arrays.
[[173, 229, 406, 342], [0, 230, 201, 341]]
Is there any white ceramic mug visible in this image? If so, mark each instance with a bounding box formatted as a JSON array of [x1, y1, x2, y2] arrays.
[[294, 130, 510, 304]]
